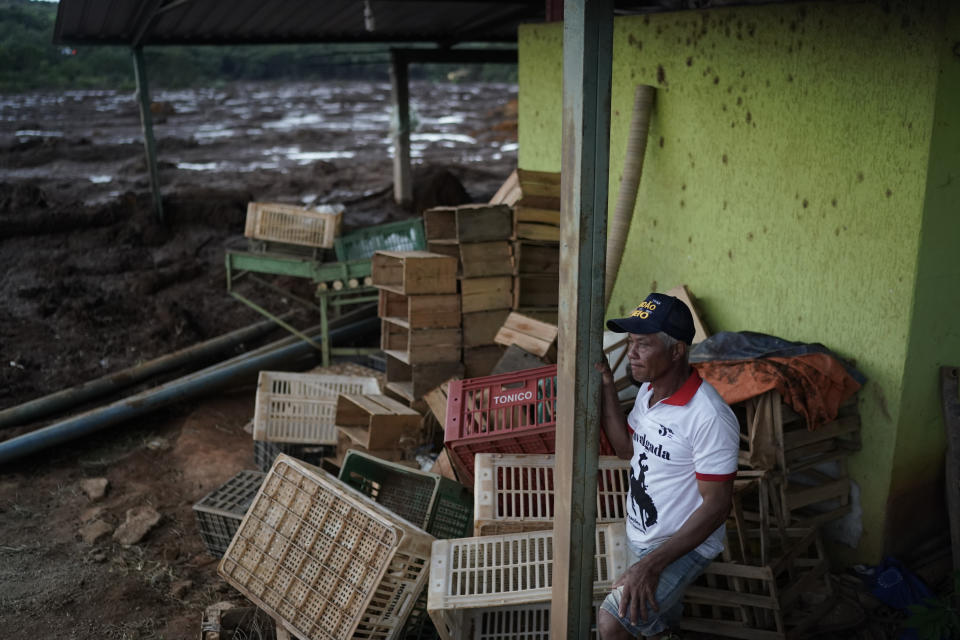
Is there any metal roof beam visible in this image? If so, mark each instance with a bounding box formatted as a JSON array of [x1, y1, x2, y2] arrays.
[[391, 48, 517, 64], [131, 0, 167, 47]]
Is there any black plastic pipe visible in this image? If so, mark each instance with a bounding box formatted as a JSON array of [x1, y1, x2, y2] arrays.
[[0, 314, 378, 466], [0, 316, 288, 430]]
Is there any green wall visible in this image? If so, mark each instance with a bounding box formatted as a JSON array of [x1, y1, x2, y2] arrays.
[[518, 1, 958, 562]]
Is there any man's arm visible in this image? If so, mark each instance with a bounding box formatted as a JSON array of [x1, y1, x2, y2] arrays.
[[595, 360, 633, 459], [614, 477, 734, 625]]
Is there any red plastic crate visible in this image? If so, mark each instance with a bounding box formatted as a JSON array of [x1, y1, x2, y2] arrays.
[[444, 364, 614, 486]]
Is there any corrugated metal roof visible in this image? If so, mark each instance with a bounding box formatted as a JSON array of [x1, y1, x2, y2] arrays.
[[53, 0, 545, 46]]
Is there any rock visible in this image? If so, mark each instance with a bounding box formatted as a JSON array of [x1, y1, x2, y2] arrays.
[[170, 579, 193, 599], [112, 505, 161, 545], [80, 477, 109, 500], [90, 550, 107, 563], [79, 519, 114, 545], [79, 506, 105, 523]]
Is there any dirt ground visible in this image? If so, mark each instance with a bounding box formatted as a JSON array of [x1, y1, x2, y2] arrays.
[[0, 80, 517, 639]]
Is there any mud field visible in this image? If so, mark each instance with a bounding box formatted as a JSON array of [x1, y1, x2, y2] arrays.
[[0, 80, 517, 639]]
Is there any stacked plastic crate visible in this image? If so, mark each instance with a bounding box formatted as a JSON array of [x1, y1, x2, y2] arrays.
[[338, 450, 473, 639], [423, 452, 631, 639], [372, 250, 464, 409], [423, 204, 515, 379], [251, 371, 380, 472]]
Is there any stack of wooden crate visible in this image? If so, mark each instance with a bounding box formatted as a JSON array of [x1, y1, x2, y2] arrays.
[[491, 169, 561, 317], [730, 390, 861, 528], [372, 250, 465, 408], [424, 203, 515, 378]]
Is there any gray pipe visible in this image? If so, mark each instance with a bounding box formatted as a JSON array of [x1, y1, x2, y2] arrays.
[[0, 315, 289, 429], [0, 314, 378, 466]]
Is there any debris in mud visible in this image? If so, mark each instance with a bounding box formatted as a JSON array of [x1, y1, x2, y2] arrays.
[[113, 505, 162, 545], [79, 477, 109, 500]]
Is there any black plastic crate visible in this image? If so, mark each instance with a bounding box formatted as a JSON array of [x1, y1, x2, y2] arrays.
[[192, 470, 265, 557], [252, 439, 335, 473]]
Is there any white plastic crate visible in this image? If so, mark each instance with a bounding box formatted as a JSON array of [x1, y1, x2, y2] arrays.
[[473, 454, 631, 536], [253, 372, 381, 444], [218, 454, 435, 640], [426, 523, 626, 640], [470, 602, 601, 640], [244, 202, 343, 249]]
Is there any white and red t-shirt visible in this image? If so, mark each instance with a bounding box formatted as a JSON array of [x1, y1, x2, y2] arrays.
[[624, 369, 739, 559]]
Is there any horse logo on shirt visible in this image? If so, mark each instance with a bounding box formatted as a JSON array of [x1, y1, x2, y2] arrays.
[[630, 453, 658, 530]]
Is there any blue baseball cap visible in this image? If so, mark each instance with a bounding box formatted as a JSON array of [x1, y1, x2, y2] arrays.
[[606, 293, 695, 345]]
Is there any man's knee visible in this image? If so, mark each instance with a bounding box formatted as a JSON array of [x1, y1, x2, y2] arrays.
[[598, 609, 635, 639]]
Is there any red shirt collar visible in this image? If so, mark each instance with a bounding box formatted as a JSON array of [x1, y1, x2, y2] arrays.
[[662, 369, 702, 406]]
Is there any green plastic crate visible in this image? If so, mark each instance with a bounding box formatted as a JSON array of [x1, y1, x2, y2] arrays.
[[338, 449, 472, 640], [333, 218, 426, 262], [338, 449, 472, 539]]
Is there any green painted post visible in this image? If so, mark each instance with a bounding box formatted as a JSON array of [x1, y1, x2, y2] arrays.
[[552, 0, 613, 638], [131, 46, 164, 224], [390, 50, 413, 208]]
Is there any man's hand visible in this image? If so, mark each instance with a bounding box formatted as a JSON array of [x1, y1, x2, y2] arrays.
[[595, 359, 615, 386], [613, 554, 666, 625]]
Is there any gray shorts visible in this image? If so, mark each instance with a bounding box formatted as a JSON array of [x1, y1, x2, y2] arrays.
[[599, 542, 711, 637]]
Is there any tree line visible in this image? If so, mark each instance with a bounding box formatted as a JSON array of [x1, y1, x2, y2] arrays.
[[0, 0, 517, 93]]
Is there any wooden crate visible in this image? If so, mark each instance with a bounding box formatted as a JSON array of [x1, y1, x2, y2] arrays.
[[253, 372, 381, 445], [489, 169, 562, 211], [515, 222, 560, 243], [427, 523, 626, 640], [463, 345, 505, 379], [335, 394, 422, 450], [513, 241, 560, 276], [372, 250, 458, 295], [463, 309, 512, 348], [513, 274, 559, 310], [423, 204, 513, 244], [494, 312, 558, 362], [490, 345, 550, 376], [378, 290, 460, 329], [244, 202, 341, 249], [381, 319, 462, 364], [459, 241, 514, 278], [218, 455, 434, 640], [386, 354, 464, 404], [330, 431, 411, 469], [424, 377, 459, 425], [732, 391, 860, 527], [679, 528, 833, 640], [473, 453, 630, 536], [461, 276, 513, 313]]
